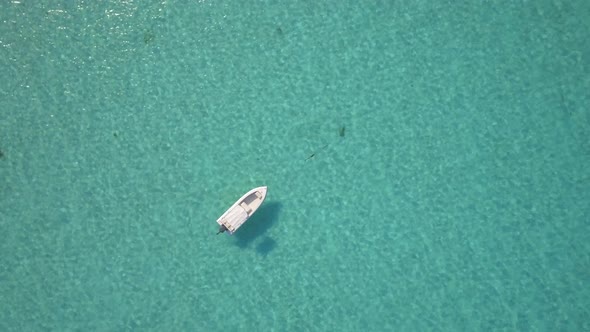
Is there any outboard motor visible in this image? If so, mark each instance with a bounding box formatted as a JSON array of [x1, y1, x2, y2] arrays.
[[216, 224, 228, 235]]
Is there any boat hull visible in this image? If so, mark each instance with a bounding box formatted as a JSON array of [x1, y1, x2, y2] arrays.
[[216, 186, 268, 235]]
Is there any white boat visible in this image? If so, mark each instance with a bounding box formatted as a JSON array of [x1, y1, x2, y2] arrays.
[[216, 186, 268, 235]]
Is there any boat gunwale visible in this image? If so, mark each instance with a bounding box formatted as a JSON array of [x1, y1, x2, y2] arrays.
[[216, 186, 267, 234]]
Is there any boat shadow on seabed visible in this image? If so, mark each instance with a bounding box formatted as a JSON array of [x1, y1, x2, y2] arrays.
[[233, 201, 282, 255]]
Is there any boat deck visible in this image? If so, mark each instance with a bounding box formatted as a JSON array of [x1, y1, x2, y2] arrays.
[[216, 186, 267, 235], [220, 206, 248, 233]]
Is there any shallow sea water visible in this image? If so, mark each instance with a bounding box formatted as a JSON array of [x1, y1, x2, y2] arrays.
[[1, 1, 589, 331]]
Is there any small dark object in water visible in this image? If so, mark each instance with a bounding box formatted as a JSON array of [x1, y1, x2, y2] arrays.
[[217, 224, 228, 235], [339, 126, 346, 137], [113, 131, 118, 138], [144, 31, 155, 44], [276, 26, 283, 35], [305, 144, 329, 161], [0, 149, 3, 159]]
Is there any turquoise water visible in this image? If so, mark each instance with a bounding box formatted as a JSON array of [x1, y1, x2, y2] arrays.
[[1, 1, 589, 330]]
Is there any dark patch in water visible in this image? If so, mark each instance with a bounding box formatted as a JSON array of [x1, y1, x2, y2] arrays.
[[234, 202, 282, 249], [256, 237, 277, 256], [144, 30, 155, 44]]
